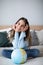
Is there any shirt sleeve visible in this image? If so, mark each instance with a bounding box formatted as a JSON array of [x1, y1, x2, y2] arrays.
[[12, 32, 19, 48], [18, 32, 28, 48]]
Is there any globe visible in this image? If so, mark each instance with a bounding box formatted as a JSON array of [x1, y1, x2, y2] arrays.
[[11, 49, 27, 64]]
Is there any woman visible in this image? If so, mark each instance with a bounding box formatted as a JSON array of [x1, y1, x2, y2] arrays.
[[2, 17, 40, 59]]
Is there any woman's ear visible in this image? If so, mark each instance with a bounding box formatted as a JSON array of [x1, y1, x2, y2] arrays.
[[23, 24, 28, 31]]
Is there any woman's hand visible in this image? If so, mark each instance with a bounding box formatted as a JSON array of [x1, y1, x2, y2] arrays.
[[12, 24, 16, 30], [12, 24, 21, 32]]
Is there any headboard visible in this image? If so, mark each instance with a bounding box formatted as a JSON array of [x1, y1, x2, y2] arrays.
[[0, 25, 43, 30]]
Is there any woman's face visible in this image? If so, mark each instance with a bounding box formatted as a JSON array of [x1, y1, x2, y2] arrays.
[[16, 20, 25, 31]]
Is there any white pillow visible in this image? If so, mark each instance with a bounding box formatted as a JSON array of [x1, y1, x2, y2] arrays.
[[36, 30, 43, 45], [0, 28, 12, 33]]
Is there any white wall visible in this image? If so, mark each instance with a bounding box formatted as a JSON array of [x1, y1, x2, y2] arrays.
[[0, 0, 43, 25]]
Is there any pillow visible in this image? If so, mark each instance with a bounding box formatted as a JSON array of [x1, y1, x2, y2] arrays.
[[0, 32, 12, 47], [36, 30, 43, 45], [30, 30, 39, 46]]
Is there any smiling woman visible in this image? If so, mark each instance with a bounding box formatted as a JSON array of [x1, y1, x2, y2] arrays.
[[0, 25, 43, 62]]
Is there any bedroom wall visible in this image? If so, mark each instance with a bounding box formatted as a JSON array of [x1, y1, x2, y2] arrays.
[[0, 0, 43, 25]]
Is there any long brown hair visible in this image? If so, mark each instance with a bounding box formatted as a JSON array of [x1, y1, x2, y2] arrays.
[[9, 17, 32, 46]]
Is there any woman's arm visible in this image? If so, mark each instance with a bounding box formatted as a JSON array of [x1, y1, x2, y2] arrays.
[[12, 32, 19, 48], [18, 32, 28, 48]]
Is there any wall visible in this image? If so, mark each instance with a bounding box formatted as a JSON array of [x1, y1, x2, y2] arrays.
[[0, 0, 43, 25]]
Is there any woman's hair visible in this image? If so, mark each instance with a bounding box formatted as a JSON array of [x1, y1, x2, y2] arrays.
[[8, 17, 32, 46]]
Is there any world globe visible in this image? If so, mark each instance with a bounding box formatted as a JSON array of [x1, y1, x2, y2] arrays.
[[11, 49, 27, 64]]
